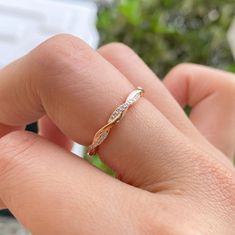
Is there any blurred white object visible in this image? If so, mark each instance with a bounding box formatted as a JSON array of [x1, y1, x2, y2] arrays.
[[0, 0, 99, 157], [228, 19, 235, 60], [0, 0, 98, 67], [0, 217, 30, 235]]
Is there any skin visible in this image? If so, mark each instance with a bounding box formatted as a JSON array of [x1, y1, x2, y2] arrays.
[[0, 34, 234, 234]]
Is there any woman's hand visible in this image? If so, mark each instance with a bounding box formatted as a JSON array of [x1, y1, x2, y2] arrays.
[[0, 35, 234, 235]]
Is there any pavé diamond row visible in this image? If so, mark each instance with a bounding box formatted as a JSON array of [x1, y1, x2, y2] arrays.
[[87, 87, 144, 156]]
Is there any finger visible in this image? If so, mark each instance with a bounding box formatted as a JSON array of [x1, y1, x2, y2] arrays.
[[98, 43, 210, 148], [39, 116, 73, 150], [0, 126, 23, 208], [0, 124, 23, 138], [163, 63, 235, 159], [0, 35, 204, 190], [0, 131, 149, 235]]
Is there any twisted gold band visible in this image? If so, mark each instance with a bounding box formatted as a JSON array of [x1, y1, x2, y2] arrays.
[[87, 87, 144, 156]]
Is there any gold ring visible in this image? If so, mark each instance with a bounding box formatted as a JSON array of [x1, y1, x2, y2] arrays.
[[87, 87, 144, 156]]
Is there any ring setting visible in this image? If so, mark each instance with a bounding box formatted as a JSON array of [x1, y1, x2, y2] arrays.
[[87, 87, 144, 156]]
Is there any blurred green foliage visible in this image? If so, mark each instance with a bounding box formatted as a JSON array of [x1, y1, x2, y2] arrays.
[[97, 0, 235, 77], [85, 154, 116, 176]]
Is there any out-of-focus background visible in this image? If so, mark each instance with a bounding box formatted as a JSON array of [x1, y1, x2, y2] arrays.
[[98, 0, 235, 76], [0, 0, 234, 234]]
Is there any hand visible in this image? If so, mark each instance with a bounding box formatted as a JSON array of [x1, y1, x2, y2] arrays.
[[0, 35, 234, 235]]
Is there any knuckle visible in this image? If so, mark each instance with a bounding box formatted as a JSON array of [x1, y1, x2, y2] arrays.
[[0, 131, 38, 178], [37, 33, 86, 56], [30, 34, 92, 80]]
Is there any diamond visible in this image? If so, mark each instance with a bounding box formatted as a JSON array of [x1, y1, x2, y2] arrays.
[[96, 131, 109, 144], [129, 98, 135, 103], [131, 94, 140, 103], [120, 105, 125, 111], [124, 103, 128, 108]]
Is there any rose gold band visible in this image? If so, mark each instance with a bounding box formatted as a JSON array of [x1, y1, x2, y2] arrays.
[[87, 87, 144, 156]]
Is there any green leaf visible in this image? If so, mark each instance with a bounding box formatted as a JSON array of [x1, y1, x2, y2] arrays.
[[97, 0, 234, 78], [184, 105, 192, 116], [119, 0, 141, 25], [84, 154, 116, 177]]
